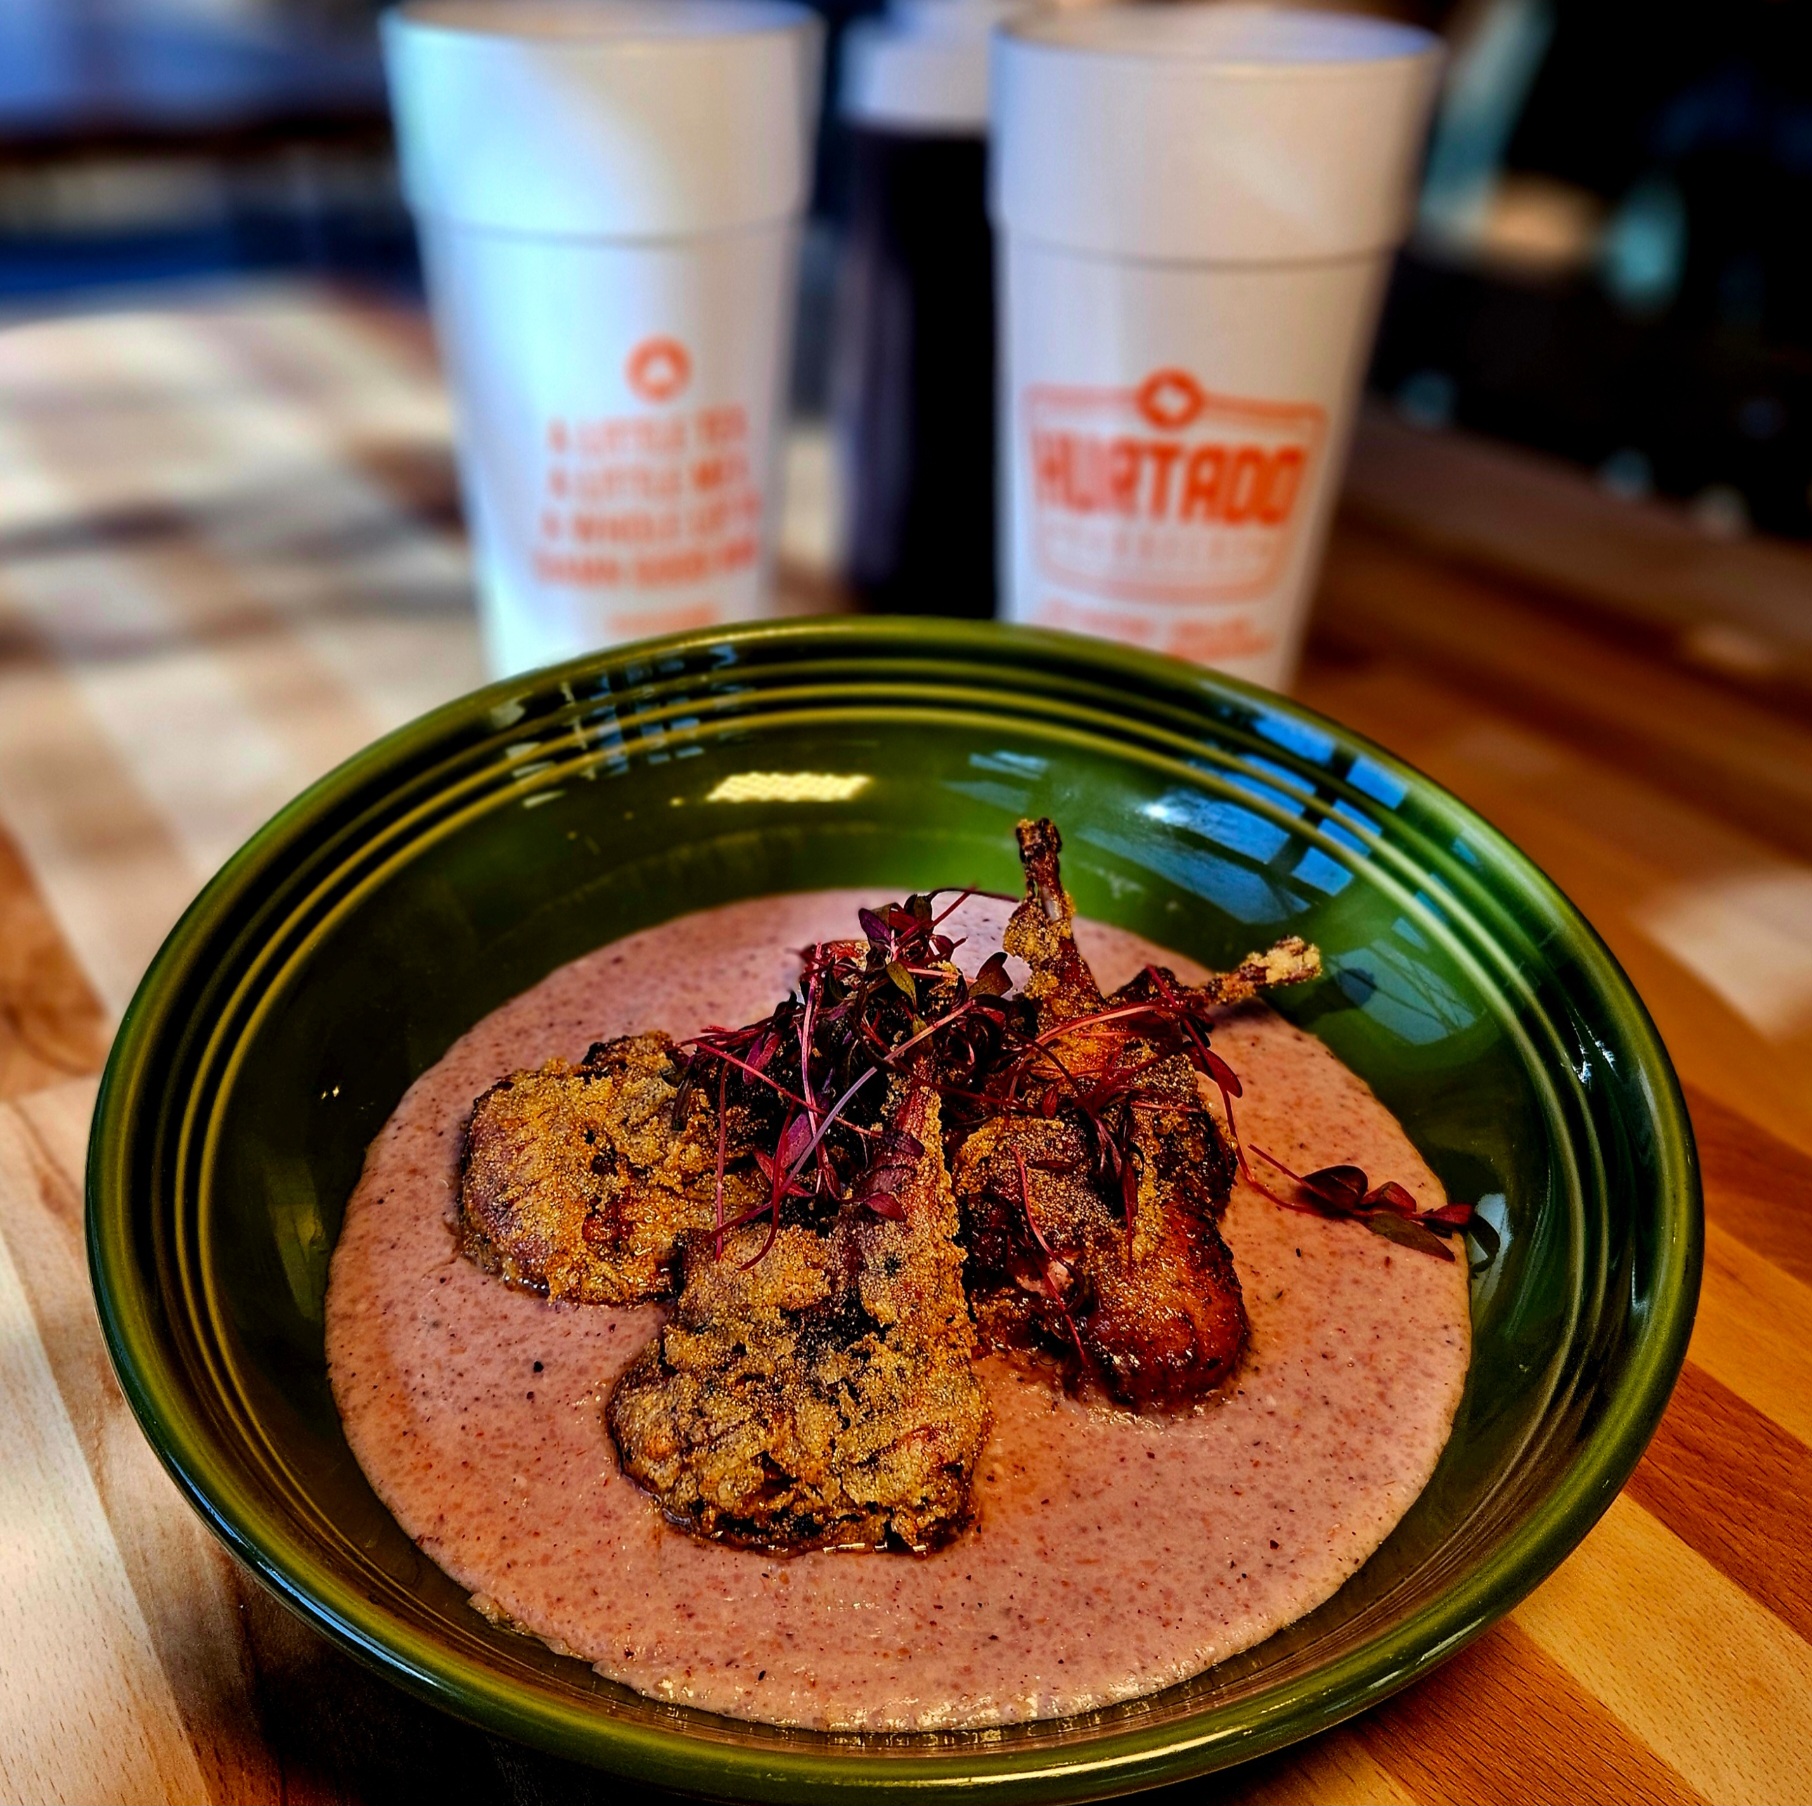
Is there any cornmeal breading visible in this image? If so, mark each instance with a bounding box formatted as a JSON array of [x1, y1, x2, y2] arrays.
[[607, 1079, 990, 1553], [458, 1031, 758, 1305]]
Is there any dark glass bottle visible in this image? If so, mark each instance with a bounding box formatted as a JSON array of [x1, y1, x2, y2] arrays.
[[833, 58, 997, 616]]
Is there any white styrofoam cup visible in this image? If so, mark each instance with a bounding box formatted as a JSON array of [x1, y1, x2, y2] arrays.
[[385, 1, 822, 676], [992, 4, 1442, 689]]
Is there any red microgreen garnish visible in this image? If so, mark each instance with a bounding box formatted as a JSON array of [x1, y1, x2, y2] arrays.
[[711, 1063, 729, 1260], [677, 878, 1466, 1292], [679, 892, 1026, 1259], [1249, 1146, 1474, 1261], [1013, 1147, 1090, 1371], [853, 1120, 926, 1221]]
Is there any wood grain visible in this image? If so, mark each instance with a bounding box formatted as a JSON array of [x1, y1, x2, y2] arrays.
[[0, 1086, 281, 1806], [1297, 565, 1812, 1158], [0, 640, 207, 1017], [0, 1082, 620, 1806], [1217, 1730, 1415, 1806], [0, 1101, 209, 1806], [1312, 516, 1812, 868], [0, 820, 106, 1099], [1344, 410, 1812, 699], [1683, 1082, 1812, 1287], [1690, 1224, 1812, 1449], [1515, 1495, 1812, 1806], [1, 291, 1810, 1805], [1625, 1363, 1812, 1643], [1355, 1621, 1703, 1806]]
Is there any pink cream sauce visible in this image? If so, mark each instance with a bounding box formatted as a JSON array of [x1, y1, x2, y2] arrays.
[[325, 893, 1471, 1730]]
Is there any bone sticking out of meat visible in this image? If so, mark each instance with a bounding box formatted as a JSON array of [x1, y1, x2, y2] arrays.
[[954, 818, 1319, 1410]]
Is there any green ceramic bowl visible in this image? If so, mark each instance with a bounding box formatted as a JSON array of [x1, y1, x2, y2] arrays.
[[89, 619, 1698, 1801]]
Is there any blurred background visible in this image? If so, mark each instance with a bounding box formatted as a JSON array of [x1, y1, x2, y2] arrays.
[[6, 0, 1812, 541]]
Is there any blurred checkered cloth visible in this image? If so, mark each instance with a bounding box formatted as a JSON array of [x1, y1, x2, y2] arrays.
[[0, 288, 487, 1015], [0, 284, 849, 1021]]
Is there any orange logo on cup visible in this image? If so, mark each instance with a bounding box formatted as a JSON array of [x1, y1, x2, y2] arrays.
[[1135, 368, 1207, 431], [1025, 370, 1325, 603], [626, 336, 692, 405]]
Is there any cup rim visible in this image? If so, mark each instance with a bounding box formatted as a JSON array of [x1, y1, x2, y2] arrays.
[[388, 0, 820, 47], [996, 2, 1440, 78]]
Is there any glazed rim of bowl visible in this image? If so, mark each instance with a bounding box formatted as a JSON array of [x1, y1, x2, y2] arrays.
[[88, 618, 1700, 1801]]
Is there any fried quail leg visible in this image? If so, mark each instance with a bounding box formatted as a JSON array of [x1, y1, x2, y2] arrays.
[[954, 819, 1318, 1410], [459, 1031, 758, 1305], [955, 1106, 1250, 1407], [607, 1076, 990, 1553], [1006, 816, 1319, 1035], [1112, 938, 1322, 1014]]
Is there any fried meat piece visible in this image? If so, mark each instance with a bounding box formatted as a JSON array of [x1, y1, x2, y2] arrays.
[[606, 1077, 990, 1553], [952, 819, 1318, 1410], [955, 1086, 1248, 1411], [459, 1031, 758, 1305]]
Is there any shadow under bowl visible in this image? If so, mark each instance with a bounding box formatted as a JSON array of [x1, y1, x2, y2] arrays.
[[88, 619, 1699, 1801]]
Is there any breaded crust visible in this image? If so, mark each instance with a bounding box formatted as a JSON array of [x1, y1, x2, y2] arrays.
[[458, 1031, 755, 1305], [607, 1081, 991, 1553]]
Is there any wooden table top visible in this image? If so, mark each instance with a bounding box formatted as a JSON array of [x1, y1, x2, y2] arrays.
[[1, 289, 1808, 1806]]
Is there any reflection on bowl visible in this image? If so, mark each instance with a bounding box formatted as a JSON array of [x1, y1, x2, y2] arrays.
[[88, 619, 1698, 1802]]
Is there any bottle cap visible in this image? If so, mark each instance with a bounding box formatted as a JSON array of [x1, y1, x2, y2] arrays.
[[385, 0, 822, 238], [841, 0, 1021, 134], [991, 3, 1443, 263]]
